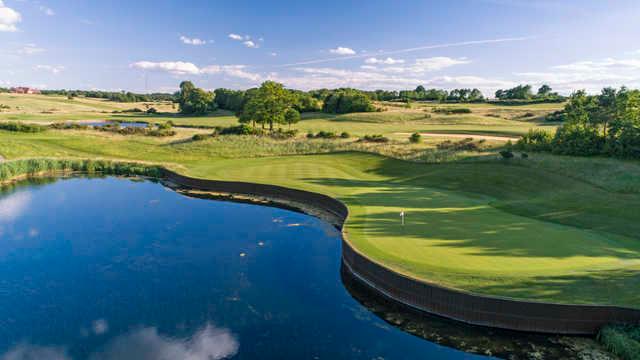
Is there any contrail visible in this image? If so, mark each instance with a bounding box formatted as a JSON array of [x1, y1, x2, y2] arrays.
[[278, 36, 535, 67]]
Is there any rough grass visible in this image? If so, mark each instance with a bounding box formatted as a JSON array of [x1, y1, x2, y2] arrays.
[[598, 325, 640, 360]]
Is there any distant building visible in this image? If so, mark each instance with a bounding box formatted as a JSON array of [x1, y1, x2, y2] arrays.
[[10, 87, 41, 94]]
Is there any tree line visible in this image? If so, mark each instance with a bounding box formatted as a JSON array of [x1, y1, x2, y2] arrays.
[[39, 90, 174, 102], [493, 84, 565, 103], [517, 87, 640, 158]]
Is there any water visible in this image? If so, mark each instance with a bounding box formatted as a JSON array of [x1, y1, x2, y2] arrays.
[[0, 177, 601, 359]]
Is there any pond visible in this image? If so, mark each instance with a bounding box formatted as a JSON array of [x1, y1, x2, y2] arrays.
[[0, 177, 604, 359]]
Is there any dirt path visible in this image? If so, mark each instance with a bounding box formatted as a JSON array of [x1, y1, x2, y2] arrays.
[[395, 132, 520, 141]]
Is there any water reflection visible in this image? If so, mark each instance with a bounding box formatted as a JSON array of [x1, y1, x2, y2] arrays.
[[89, 323, 238, 360], [0, 191, 31, 223], [1, 323, 238, 360], [340, 264, 610, 359]]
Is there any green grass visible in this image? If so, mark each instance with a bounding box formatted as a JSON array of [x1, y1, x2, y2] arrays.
[[0, 96, 638, 308]]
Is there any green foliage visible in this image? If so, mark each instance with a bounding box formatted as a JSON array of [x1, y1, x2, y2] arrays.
[[437, 138, 479, 151], [360, 134, 389, 143], [0, 159, 163, 182], [308, 131, 338, 139], [284, 108, 301, 127], [499, 149, 514, 159], [49, 122, 90, 130], [340, 131, 350, 139], [598, 325, 640, 360], [41, 89, 174, 102], [322, 89, 375, 114], [545, 110, 566, 122], [178, 81, 216, 115], [494, 84, 564, 103], [0, 122, 47, 133], [409, 132, 422, 143], [516, 129, 553, 152], [97, 123, 176, 137], [433, 107, 472, 115], [239, 81, 296, 131], [218, 124, 263, 135], [214, 88, 246, 111]]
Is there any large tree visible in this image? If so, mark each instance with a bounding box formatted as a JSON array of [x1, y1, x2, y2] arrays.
[[178, 81, 216, 115], [240, 81, 295, 130]]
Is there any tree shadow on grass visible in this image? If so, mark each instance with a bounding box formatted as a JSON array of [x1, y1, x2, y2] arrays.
[[305, 177, 640, 260], [471, 267, 640, 307]]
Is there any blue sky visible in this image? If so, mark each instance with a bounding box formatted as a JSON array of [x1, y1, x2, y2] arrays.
[[1, 0, 640, 95]]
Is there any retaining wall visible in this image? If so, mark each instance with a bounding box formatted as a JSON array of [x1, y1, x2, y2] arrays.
[[162, 169, 640, 335]]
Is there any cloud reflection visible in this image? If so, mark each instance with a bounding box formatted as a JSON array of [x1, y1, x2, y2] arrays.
[[0, 192, 31, 223], [90, 323, 238, 360], [1, 344, 70, 360]]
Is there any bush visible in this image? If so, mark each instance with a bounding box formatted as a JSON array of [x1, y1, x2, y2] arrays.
[[521, 153, 529, 159], [191, 133, 210, 141], [146, 107, 158, 114], [409, 132, 422, 143], [0, 122, 46, 133], [437, 138, 479, 151], [308, 131, 338, 139], [218, 124, 263, 136], [340, 132, 350, 139], [598, 325, 640, 360], [433, 107, 472, 115], [551, 124, 605, 156], [499, 150, 514, 159], [545, 110, 566, 122], [49, 122, 89, 130], [0, 159, 163, 182], [360, 134, 389, 143], [270, 128, 298, 139], [516, 129, 553, 152]]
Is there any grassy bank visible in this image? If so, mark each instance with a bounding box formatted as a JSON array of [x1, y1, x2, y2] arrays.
[[0, 158, 162, 183], [599, 325, 640, 360]]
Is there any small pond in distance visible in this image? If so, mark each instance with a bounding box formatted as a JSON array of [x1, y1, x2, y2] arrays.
[[0, 177, 606, 359]]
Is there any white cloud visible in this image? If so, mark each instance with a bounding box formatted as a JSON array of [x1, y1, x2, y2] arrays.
[[92, 319, 109, 335], [514, 54, 640, 94], [242, 40, 257, 48], [269, 52, 277, 57], [228, 33, 243, 41], [131, 61, 262, 82], [39, 5, 55, 16], [0, 0, 21, 32], [268, 66, 511, 92], [89, 323, 238, 360], [329, 47, 356, 55], [14, 44, 45, 55], [1, 344, 70, 360], [0, 191, 31, 223], [365, 57, 404, 65], [360, 65, 377, 70], [35, 65, 65, 74], [180, 36, 207, 46], [130, 61, 201, 75]]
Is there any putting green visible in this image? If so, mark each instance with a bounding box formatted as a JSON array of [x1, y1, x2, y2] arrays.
[[182, 153, 640, 307]]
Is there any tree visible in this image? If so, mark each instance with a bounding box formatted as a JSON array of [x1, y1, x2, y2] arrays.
[[537, 84, 552, 97], [284, 108, 300, 129], [240, 81, 295, 131], [177, 81, 215, 115]]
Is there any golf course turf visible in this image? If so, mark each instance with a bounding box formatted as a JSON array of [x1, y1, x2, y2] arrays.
[[0, 95, 638, 309]]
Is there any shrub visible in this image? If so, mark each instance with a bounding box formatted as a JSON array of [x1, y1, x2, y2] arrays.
[[0, 122, 46, 133], [308, 131, 338, 139], [521, 153, 529, 159], [516, 129, 553, 152], [360, 134, 389, 143], [409, 132, 422, 143], [146, 107, 158, 114], [499, 150, 514, 159], [551, 124, 605, 156], [437, 138, 478, 151], [433, 107, 472, 115], [218, 124, 263, 136], [0, 159, 163, 182], [340, 132, 350, 139], [545, 110, 566, 122], [192, 133, 209, 141], [598, 325, 640, 360], [270, 129, 298, 139], [157, 121, 173, 130], [49, 122, 89, 130]]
